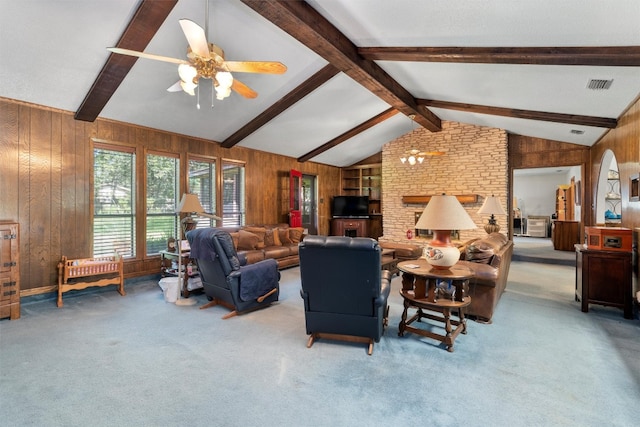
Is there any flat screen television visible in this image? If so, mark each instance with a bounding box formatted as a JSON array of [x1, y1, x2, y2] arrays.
[[331, 196, 369, 218]]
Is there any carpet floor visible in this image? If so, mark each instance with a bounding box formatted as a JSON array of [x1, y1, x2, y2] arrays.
[[1, 259, 638, 427]]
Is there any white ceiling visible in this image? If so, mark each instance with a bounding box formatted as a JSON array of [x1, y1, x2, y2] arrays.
[[1, 0, 640, 167]]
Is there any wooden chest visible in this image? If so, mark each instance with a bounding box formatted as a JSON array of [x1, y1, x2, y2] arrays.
[[0, 222, 20, 320]]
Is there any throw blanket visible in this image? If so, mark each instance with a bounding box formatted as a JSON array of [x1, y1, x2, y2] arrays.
[[239, 259, 279, 302], [188, 228, 241, 270], [188, 228, 222, 261]]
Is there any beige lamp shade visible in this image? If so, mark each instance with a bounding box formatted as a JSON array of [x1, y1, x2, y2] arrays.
[[415, 194, 477, 231], [478, 195, 506, 234], [478, 195, 506, 216], [177, 193, 205, 214], [416, 194, 476, 269]]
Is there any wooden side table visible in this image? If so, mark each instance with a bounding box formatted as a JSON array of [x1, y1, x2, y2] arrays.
[[397, 259, 473, 352]]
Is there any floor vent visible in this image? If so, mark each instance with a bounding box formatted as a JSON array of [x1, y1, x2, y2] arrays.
[[587, 79, 613, 90]]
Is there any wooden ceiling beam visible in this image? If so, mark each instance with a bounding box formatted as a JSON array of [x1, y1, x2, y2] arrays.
[[298, 108, 399, 162], [417, 99, 618, 128], [221, 64, 339, 148], [74, 0, 178, 122], [358, 46, 640, 66], [240, 0, 441, 132]]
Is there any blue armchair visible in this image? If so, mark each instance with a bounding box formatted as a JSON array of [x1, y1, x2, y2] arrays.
[[187, 228, 280, 319], [299, 235, 392, 355]]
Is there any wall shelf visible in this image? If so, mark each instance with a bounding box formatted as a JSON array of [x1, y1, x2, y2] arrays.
[[402, 194, 478, 205]]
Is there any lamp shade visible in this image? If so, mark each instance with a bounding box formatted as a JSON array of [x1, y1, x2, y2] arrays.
[[415, 195, 477, 231], [478, 195, 506, 216], [478, 195, 506, 234], [416, 195, 476, 269], [176, 193, 205, 214]]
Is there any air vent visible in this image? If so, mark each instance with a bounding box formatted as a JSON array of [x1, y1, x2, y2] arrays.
[[570, 129, 585, 135], [587, 79, 613, 90]]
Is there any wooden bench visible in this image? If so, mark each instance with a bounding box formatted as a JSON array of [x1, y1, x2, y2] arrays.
[[57, 255, 125, 307]]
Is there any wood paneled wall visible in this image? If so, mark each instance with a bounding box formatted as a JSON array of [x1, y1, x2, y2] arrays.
[[0, 98, 341, 295], [589, 96, 640, 230]]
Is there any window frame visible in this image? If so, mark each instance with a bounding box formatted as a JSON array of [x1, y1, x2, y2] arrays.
[[221, 159, 246, 227], [187, 155, 218, 230], [145, 150, 180, 256], [92, 142, 137, 259]]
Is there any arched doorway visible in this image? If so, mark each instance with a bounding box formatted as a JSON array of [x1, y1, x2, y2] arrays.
[[595, 150, 621, 226]]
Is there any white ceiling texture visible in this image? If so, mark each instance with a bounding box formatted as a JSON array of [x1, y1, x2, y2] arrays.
[[1, 0, 639, 167]]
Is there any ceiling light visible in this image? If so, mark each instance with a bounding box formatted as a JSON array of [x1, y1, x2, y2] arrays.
[[400, 149, 444, 165], [570, 129, 584, 135]]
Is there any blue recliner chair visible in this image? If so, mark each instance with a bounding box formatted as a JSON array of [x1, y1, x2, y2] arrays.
[[187, 228, 280, 319], [299, 235, 392, 355]]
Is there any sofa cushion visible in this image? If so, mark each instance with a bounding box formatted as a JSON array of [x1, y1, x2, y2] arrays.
[[278, 227, 293, 245], [264, 228, 281, 247], [243, 226, 267, 249], [466, 241, 495, 264], [483, 233, 508, 251], [236, 229, 260, 250], [264, 246, 292, 260], [289, 227, 305, 244], [239, 249, 266, 264]]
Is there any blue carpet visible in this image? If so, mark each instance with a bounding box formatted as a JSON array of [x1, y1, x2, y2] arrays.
[[0, 261, 638, 427]]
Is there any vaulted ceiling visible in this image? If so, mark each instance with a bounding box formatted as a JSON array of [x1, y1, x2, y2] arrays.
[[2, 0, 640, 167]]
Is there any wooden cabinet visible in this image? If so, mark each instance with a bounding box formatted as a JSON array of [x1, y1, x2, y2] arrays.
[[341, 163, 382, 239], [552, 220, 579, 251], [331, 219, 369, 237], [575, 245, 632, 319], [0, 222, 20, 320]]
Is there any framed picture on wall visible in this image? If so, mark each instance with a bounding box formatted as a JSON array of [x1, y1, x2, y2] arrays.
[[630, 174, 639, 202]]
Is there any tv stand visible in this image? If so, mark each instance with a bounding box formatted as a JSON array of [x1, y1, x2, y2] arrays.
[[331, 218, 369, 237]]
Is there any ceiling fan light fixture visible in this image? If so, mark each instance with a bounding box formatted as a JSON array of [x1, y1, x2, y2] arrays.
[[214, 71, 233, 100], [178, 63, 198, 83], [180, 79, 198, 96]]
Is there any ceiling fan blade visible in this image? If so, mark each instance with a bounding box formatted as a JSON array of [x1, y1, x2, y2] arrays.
[[107, 47, 188, 65], [231, 79, 258, 99], [166, 81, 183, 92], [179, 19, 210, 59], [225, 61, 287, 74]]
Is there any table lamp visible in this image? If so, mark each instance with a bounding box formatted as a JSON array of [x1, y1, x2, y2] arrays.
[[415, 194, 477, 269], [174, 193, 221, 306], [478, 195, 507, 234]]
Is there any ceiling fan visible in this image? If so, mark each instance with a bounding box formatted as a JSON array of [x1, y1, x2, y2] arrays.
[[107, 4, 286, 101]]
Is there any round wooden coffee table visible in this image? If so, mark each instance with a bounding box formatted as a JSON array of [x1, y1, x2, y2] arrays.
[[397, 259, 472, 352]]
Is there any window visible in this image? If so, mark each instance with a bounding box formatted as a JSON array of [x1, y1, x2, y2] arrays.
[[222, 161, 245, 227], [93, 145, 136, 258], [188, 157, 216, 229], [146, 152, 180, 255]]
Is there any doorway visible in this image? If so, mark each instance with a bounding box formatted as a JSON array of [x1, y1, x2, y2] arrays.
[[595, 149, 621, 226], [302, 174, 318, 235], [512, 166, 581, 263]]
